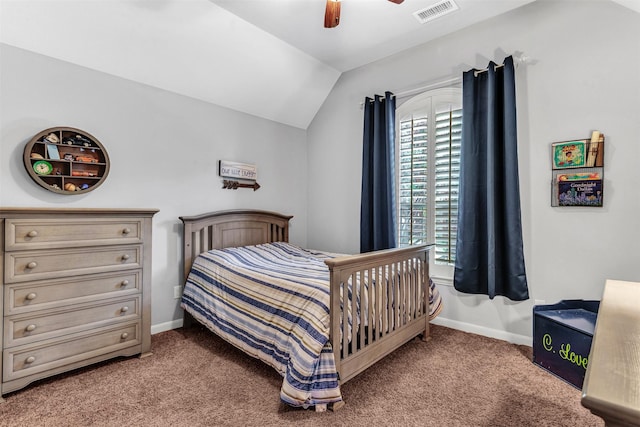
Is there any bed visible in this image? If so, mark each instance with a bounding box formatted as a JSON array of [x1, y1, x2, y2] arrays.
[[180, 209, 442, 411]]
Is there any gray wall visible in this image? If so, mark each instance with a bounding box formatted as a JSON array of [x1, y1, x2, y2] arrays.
[[0, 44, 309, 331], [307, 0, 640, 343]]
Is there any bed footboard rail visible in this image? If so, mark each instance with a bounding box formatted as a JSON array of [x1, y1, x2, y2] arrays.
[[325, 244, 432, 384]]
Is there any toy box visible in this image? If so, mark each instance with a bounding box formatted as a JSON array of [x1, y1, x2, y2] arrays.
[[533, 300, 599, 389]]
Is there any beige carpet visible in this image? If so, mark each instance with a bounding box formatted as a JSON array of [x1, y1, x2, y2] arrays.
[[0, 324, 603, 427]]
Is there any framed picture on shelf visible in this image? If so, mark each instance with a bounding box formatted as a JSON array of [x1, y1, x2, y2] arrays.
[[552, 140, 588, 169]]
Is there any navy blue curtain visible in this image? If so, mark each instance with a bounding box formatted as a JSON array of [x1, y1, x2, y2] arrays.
[[454, 56, 529, 301], [360, 91, 396, 253]]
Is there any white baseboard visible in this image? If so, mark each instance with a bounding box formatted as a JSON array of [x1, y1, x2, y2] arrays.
[[151, 316, 532, 346], [151, 318, 183, 335], [431, 317, 532, 346]]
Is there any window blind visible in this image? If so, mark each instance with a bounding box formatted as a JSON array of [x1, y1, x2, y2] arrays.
[[398, 106, 461, 264]]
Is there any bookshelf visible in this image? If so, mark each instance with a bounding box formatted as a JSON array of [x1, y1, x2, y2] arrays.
[[551, 132, 604, 207]]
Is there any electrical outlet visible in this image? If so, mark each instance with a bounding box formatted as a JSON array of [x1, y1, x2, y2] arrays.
[[173, 286, 183, 299]]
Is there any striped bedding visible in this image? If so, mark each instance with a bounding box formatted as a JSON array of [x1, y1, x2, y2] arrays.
[[181, 242, 442, 408]]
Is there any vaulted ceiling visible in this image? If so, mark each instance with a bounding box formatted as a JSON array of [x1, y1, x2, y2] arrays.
[[1, 0, 638, 129]]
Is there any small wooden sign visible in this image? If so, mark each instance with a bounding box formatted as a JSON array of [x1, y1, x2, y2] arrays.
[[218, 160, 257, 181], [222, 180, 261, 191]]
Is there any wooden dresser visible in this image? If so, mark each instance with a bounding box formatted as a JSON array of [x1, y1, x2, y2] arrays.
[[581, 279, 640, 427], [0, 208, 157, 399]]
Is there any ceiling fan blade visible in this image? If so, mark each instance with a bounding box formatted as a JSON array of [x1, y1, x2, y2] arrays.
[[388, 0, 405, 3], [324, 0, 341, 28]]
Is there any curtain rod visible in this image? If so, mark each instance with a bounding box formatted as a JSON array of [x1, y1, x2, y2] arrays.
[[360, 76, 461, 108], [394, 76, 462, 99], [474, 63, 504, 76], [360, 53, 531, 107], [474, 53, 531, 76]]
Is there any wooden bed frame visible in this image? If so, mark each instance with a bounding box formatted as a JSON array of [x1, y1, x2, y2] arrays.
[[180, 209, 432, 410]]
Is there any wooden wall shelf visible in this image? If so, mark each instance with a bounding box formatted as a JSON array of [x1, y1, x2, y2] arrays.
[[23, 127, 110, 195]]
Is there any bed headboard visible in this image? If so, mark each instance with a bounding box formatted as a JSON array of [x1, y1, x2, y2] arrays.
[[179, 209, 293, 282]]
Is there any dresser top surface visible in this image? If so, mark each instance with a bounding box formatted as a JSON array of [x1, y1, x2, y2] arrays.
[[0, 207, 159, 217]]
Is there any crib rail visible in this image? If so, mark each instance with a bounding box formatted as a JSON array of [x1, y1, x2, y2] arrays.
[[325, 244, 432, 384]]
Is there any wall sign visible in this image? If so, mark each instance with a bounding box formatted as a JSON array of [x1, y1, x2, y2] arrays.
[[218, 160, 257, 180], [218, 160, 260, 191]]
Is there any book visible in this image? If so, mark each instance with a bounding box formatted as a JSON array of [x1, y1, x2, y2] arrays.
[[558, 179, 603, 206], [556, 172, 601, 182], [552, 140, 587, 169], [46, 143, 60, 160], [585, 131, 600, 167], [594, 134, 604, 167]]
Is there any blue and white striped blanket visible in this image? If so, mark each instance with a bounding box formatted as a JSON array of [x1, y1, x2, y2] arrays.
[[181, 242, 442, 408]]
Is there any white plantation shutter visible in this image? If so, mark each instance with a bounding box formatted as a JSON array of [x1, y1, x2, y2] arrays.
[[396, 88, 461, 266], [398, 116, 428, 245], [433, 108, 461, 263]]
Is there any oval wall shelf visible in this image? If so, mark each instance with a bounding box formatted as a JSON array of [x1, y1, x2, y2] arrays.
[[23, 127, 110, 195]]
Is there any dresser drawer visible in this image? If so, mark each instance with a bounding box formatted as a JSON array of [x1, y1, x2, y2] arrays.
[[5, 296, 141, 347], [3, 322, 140, 382], [4, 271, 141, 315], [4, 218, 144, 250], [5, 245, 141, 283]]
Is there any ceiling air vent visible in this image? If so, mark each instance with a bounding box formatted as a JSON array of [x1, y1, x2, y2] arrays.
[[413, 0, 459, 24]]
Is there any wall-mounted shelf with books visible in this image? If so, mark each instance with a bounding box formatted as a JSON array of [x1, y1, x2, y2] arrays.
[[23, 127, 110, 195], [551, 131, 604, 207]]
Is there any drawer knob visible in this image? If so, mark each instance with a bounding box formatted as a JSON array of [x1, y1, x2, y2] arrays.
[[121, 306, 129, 313], [26, 261, 38, 269], [122, 228, 132, 235], [121, 254, 130, 261], [25, 356, 36, 364], [27, 230, 39, 238], [120, 279, 130, 287], [26, 293, 37, 301], [120, 332, 129, 340], [25, 324, 37, 332]]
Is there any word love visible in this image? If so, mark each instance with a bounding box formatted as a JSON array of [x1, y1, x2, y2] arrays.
[[542, 333, 589, 370]]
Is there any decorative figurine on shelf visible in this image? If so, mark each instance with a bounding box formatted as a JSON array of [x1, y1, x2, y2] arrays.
[[79, 183, 90, 190], [71, 171, 95, 177], [44, 133, 59, 143], [64, 183, 77, 191], [75, 155, 98, 163], [62, 135, 92, 147], [63, 153, 74, 161]]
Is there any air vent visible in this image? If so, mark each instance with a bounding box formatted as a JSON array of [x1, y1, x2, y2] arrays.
[[413, 0, 459, 24]]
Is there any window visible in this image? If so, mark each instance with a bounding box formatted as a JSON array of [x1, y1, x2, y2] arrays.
[[396, 88, 462, 272]]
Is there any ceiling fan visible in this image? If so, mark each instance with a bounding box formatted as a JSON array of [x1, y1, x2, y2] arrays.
[[324, 0, 405, 28]]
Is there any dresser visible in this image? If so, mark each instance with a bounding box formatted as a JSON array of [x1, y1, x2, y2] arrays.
[[581, 279, 640, 427], [0, 208, 157, 399]]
